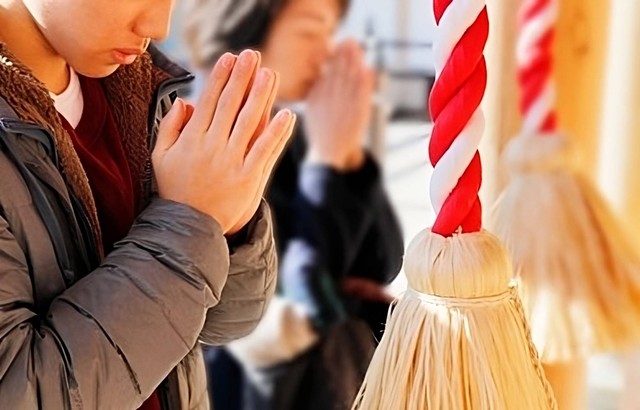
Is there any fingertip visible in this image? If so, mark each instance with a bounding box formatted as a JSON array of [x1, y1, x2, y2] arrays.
[[269, 70, 280, 93], [238, 49, 259, 68], [278, 109, 293, 123], [285, 114, 297, 139], [182, 102, 196, 126], [258, 67, 274, 84], [210, 54, 237, 83], [218, 52, 237, 69], [184, 102, 195, 116], [157, 99, 185, 150], [268, 109, 293, 134], [269, 70, 280, 96], [282, 112, 297, 139], [169, 98, 184, 117]]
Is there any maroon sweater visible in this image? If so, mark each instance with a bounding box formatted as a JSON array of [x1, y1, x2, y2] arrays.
[[59, 76, 161, 410]]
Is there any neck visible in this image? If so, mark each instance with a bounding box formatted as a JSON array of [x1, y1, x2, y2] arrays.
[[0, 0, 69, 93]]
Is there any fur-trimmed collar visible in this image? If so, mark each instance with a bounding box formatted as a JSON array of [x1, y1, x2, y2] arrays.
[[0, 43, 179, 254]]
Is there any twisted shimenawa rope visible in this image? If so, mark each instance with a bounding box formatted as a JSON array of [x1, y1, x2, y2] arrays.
[[429, 0, 488, 236], [518, 0, 558, 135]]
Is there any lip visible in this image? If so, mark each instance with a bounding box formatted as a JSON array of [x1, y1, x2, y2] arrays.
[[113, 48, 143, 65]]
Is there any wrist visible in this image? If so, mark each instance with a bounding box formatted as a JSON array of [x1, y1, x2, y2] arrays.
[[304, 148, 350, 171], [345, 148, 366, 171]]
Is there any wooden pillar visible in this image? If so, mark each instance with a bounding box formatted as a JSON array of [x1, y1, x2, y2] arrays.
[[596, 2, 640, 409], [480, 0, 521, 209], [597, 0, 640, 232], [482, 0, 612, 191], [554, 0, 611, 175]]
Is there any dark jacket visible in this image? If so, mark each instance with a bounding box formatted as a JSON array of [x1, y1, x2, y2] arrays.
[[209, 123, 404, 410], [0, 43, 277, 409], [271, 127, 404, 331]]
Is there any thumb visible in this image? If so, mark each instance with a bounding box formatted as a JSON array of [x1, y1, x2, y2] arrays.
[[155, 98, 186, 153]]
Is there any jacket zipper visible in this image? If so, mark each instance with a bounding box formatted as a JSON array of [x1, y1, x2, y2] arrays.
[[142, 74, 194, 210], [145, 74, 195, 410]]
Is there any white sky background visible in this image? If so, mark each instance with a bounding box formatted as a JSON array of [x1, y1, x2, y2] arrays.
[[338, 0, 436, 73]]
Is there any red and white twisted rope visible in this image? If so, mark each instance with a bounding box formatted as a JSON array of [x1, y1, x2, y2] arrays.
[[518, 0, 558, 135], [429, 0, 488, 236]]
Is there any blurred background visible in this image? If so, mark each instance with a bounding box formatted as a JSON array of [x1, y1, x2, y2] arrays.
[[160, 0, 640, 409]]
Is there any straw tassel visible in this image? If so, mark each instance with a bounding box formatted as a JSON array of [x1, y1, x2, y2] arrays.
[[492, 0, 640, 364], [353, 0, 556, 408]]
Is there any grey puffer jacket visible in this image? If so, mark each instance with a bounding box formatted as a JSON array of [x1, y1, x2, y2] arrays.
[[0, 43, 277, 409]]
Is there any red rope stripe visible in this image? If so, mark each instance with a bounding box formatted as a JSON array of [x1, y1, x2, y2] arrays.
[[518, 0, 558, 133], [429, 1, 488, 236]]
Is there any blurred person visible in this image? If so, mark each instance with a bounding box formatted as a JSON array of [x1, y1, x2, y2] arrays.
[[0, 0, 295, 409], [183, 0, 405, 409]]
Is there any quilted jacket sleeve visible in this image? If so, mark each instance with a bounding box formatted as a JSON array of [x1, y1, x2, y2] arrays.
[[199, 200, 278, 345], [0, 185, 231, 410]]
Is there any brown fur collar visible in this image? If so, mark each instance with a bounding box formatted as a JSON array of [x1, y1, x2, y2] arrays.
[[0, 43, 170, 255]]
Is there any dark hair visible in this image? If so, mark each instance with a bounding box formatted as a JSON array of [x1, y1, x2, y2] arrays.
[[184, 0, 351, 69]]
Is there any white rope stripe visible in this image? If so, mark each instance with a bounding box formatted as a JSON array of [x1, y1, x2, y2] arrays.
[[430, 1, 485, 215], [521, 80, 555, 135], [430, 110, 485, 214], [517, 0, 557, 134], [517, 0, 558, 67], [433, 0, 486, 76]]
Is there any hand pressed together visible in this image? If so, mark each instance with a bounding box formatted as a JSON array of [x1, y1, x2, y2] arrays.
[[304, 39, 374, 171], [153, 50, 296, 235]]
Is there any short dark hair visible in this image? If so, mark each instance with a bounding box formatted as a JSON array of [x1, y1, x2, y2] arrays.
[[337, 0, 352, 16], [184, 0, 352, 69], [277, 0, 351, 18], [247, 0, 352, 49]]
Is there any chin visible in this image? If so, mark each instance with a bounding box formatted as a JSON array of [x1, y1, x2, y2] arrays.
[[73, 63, 120, 79], [281, 82, 313, 103]]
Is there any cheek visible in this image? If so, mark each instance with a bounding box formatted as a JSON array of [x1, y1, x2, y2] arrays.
[[277, 53, 310, 85], [48, 22, 121, 78], [47, 26, 99, 63], [42, 1, 122, 54], [289, 40, 320, 68], [36, 5, 96, 54], [26, 0, 131, 78]]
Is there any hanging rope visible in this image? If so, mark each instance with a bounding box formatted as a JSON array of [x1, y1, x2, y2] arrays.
[[352, 2, 558, 408], [428, 0, 488, 236], [518, 0, 558, 135]]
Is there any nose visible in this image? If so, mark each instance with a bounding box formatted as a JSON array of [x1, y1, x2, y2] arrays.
[[317, 37, 333, 63], [133, 0, 174, 42], [313, 38, 333, 70]]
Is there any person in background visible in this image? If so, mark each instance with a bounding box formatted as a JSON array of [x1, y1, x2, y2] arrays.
[[0, 0, 292, 408], [183, 0, 405, 408]]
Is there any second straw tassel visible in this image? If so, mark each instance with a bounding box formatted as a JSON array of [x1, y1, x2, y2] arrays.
[[491, 0, 640, 364]]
